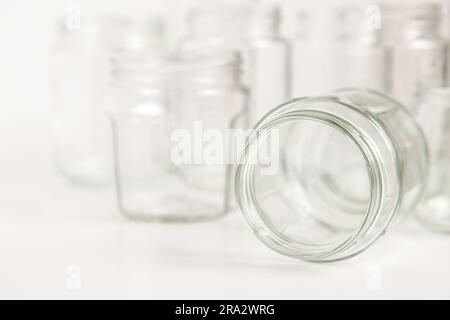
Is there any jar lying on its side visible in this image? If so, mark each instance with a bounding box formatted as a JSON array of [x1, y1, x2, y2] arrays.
[[107, 52, 248, 222], [235, 88, 429, 262], [415, 88, 450, 232]]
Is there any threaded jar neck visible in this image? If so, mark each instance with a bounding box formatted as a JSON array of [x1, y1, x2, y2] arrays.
[[248, 5, 282, 38], [111, 51, 242, 89], [405, 3, 442, 41], [329, 5, 384, 46]]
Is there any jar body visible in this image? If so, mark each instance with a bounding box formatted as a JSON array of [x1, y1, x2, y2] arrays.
[[50, 16, 165, 186], [415, 88, 450, 232], [393, 39, 447, 111], [108, 55, 248, 222], [235, 88, 428, 262], [51, 33, 112, 185], [392, 4, 447, 111], [247, 36, 290, 123]]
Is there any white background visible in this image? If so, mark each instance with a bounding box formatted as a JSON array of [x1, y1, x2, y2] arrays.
[[0, 0, 450, 299]]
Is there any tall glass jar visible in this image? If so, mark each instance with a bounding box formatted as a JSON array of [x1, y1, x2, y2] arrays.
[[330, 5, 391, 93], [246, 5, 290, 123], [392, 3, 447, 112], [235, 88, 428, 262], [178, 4, 247, 53], [107, 52, 248, 222], [292, 5, 392, 97], [416, 88, 450, 232], [179, 3, 290, 125], [291, 8, 326, 97], [50, 14, 165, 186]]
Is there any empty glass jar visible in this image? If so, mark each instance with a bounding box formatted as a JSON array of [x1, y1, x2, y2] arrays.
[[245, 4, 290, 123], [50, 14, 165, 185], [235, 88, 428, 262], [292, 5, 392, 97], [328, 5, 392, 93], [392, 3, 447, 111], [179, 2, 290, 125], [416, 88, 450, 232], [107, 52, 248, 222]]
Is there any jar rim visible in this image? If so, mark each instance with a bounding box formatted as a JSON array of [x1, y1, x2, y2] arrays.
[[111, 51, 241, 82], [235, 89, 404, 262]]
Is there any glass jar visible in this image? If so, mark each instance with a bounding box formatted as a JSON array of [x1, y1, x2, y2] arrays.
[[179, 4, 247, 53], [235, 88, 428, 262], [246, 4, 290, 124], [50, 14, 165, 186], [292, 5, 392, 97], [416, 88, 450, 232], [392, 3, 447, 112], [107, 52, 248, 222], [179, 3, 290, 125], [291, 8, 326, 96], [330, 5, 392, 93]]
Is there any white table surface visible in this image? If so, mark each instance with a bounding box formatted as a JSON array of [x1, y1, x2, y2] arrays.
[[1, 115, 449, 299]]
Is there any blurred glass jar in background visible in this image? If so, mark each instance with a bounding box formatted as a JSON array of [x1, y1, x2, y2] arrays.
[[291, 9, 326, 96], [179, 2, 290, 125], [178, 4, 247, 53], [236, 88, 428, 262], [107, 52, 248, 222], [416, 88, 450, 232], [392, 3, 447, 112], [50, 14, 165, 186], [292, 5, 392, 97], [246, 5, 290, 123]]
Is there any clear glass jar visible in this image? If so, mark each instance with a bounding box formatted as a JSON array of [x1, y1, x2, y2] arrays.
[[235, 88, 428, 262], [246, 5, 290, 124], [50, 14, 165, 186], [330, 5, 392, 93], [392, 3, 447, 111], [179, 4, 247, 53], [107, 52, 248, 222], [416, 88, 450, 232], [179, 3, 290, 125], [291, 8, 325, 96], [292, 5, 392, 97]]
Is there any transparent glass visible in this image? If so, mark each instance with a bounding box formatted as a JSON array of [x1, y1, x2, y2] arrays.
[[292, 6, 392, 97], [246, 5, 290, 124], [107, 52, 248, 222], [392, 3, 447, 111], [416, 88, 450, 232], [50, 15, 165, 186], [179, 4, 247, 53], [235, 88, 428, 262], [179, 3, 290, 125]]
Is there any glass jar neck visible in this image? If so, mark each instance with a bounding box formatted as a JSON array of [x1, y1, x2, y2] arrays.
[[111, 52, 242, 89], [406, 19, 441, 41], [405, 4, 442, 41], [248, 6, 281, 38], [329, 6, 384, 46]]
